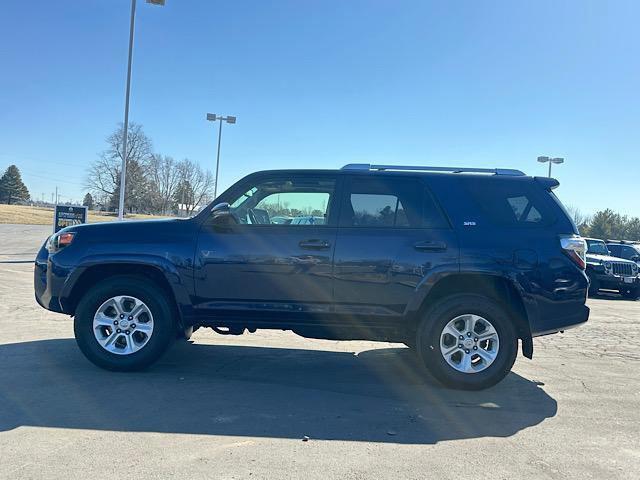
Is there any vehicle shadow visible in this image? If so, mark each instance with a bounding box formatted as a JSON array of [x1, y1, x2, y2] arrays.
[[0, 338, 557, 444]]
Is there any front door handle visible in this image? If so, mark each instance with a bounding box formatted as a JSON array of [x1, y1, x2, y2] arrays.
[[299, 239, 331, 250], [414, 240, 447, 252]]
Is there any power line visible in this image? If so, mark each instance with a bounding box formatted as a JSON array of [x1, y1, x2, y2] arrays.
[[20, 170, 85, 187]]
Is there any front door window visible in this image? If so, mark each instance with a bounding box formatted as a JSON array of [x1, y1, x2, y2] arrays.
[[227, 177, 335, 226]]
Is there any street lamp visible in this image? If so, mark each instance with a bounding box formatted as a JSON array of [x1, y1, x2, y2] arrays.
[[537, 156, 564, 178], [117, 0, 165, 221], [206, 113, 237, 199]]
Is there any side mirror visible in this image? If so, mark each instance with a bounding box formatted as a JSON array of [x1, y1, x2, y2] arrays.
[[211, 202, 235, 226], [632, 255, 640, 263]]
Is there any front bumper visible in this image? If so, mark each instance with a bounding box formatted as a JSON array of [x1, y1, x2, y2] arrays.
[[590, 272, 639, 290], [34, 243, 69, 314]]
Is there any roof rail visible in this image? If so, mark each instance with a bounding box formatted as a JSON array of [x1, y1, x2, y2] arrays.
[[341, 163, 525, 176]]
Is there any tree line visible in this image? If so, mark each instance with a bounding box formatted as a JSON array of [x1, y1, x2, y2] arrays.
[[567, 206, 640, 241], [85, 123, 214, 215]]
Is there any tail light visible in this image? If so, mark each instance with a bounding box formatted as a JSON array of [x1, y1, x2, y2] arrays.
[[560, 235, 586, 269]]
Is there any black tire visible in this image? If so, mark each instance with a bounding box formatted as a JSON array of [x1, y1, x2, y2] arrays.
[[403, 336, 417, 350], [588, 277, 599, 297], [74, 275, 176, 371], [416, 294, 518, 390], [622, 287, 639, 300]]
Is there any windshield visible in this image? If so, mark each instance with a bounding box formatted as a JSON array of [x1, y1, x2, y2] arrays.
[[586, 240, 610, 255]]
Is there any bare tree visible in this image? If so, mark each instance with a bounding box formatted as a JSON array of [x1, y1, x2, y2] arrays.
[[147, 154, 181, 214], [86, 123, 153, 212], [565, 204, 591, 233], [173, 159, 215, 215]]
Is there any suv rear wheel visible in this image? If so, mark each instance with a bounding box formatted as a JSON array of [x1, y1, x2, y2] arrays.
[[417, 294, 518, 390], [74, 276, 175, 371]]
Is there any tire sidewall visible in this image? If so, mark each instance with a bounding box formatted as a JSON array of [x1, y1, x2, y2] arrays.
[[417, 294, 517, 390], [74, 276, 175, 371]]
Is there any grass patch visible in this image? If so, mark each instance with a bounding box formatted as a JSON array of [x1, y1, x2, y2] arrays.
[[0, 204, 169, 225]]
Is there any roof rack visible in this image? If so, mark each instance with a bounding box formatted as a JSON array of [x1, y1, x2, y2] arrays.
[[341, 163, 525, 176]]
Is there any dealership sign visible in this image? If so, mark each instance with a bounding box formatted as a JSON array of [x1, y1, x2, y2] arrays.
[[54, 205, 88, 233]]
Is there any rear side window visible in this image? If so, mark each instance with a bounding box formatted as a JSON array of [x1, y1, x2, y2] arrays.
[[462, 178, 556, 227], [350, 193, 409, 227], [340, 177, 448, 229]]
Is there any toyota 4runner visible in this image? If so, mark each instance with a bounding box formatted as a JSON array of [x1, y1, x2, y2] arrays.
[[35, 164, 590, 390]]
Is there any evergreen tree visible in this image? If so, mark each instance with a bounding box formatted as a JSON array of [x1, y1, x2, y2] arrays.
[[0, 165, 30, 204], [82, 193, 94, 210], [587, 209, 622, 240]]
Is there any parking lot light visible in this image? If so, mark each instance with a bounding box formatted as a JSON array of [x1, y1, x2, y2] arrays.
[[537, 156, 565, 178], [118, 0, 166, 221], [206, 113, 237, 198]]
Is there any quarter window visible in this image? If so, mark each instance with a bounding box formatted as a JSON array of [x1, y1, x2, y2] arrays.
[[463, 178, 555, 227], [507, 196, 543, 223]]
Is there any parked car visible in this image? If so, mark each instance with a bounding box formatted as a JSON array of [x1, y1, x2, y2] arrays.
[[34, 164, 590, 390], [290, 215, 326, 225], [270, 215, 293, 225], [585, 238, 639, 299], [606, 240, 640, 267]]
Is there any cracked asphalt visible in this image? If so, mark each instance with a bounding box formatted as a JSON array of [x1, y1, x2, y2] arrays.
[[0, 224, 639, 479]]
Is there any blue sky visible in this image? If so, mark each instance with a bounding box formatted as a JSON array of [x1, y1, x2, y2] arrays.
[[0, 0, 638, 215]]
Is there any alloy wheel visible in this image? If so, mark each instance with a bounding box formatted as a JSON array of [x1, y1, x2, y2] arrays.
[[439, 314, 500, 374], [92, 295, 154, 355]]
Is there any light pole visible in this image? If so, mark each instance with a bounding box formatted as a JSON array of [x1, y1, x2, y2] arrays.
[[118, 0, 166, 221], [206, 113, 237, 199], [537, 156, 564, 178]]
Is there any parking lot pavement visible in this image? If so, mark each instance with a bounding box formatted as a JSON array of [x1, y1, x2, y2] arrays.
[[0, 224, 50, 262], [1, 226, 639, 479]]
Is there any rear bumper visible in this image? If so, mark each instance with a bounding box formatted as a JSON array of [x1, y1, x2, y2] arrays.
[[531, 304, 589, 337]]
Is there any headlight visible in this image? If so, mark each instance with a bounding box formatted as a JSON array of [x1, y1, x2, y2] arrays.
[[46, 232, 75, 253], [603, 261, 612, 270]]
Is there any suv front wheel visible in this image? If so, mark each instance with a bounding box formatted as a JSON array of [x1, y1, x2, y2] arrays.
[[417, 294, 518, 390], [74, 276, 176, 371]]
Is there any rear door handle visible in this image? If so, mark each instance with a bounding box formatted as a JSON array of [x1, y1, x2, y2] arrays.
[[299, 239, 331, 250], [413, 241, 447, 252]]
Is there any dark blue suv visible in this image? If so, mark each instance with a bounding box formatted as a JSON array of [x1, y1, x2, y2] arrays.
[[35, 164, 589, 389]]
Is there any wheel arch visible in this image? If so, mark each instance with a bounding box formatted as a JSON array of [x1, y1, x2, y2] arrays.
[[61, 261, 187, 333], [410, 273, 533, 358]]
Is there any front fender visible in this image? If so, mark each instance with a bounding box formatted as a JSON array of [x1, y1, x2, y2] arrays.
[[59, 253, 193, 320]]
